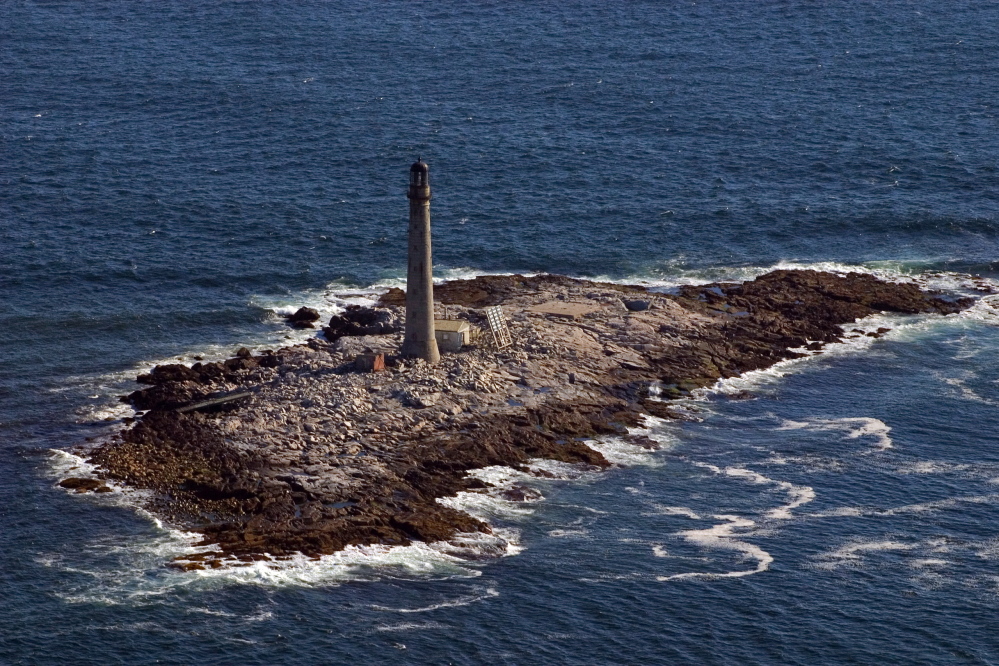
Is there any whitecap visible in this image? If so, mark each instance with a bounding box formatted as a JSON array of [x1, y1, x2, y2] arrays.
[[691, 461, 816, 520], [807, 494, 999, 520], [657, 515, 774, 581], [895, 460, 971, 475], [651, 460, 818, 580], [374, 622, 450, 632], [814, 539, 915, 570], [696, 313, 912, 398], [777, 416, 893, 451], [586, 434, 662, 467], [935, 372, 999, 406], [370, 587, 498, 614], [642, 505, 702, 520], [594, 260, 999, 298]]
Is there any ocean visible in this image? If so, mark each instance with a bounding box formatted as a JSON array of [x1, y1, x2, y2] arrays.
[[2, 1, 999, 663]]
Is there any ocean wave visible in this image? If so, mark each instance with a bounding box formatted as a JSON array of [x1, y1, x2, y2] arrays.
[[370, 586, 499, 614], [814, 539, 916, 570], [656, 514, 774, 581], [810, 533, 999, 592], [373, 622, 450, 633], [45, 533, 501, 605], [591, 259, 999, 296], [933, 369, 999, 406], [651, 461, 815, 581], [44, 454, 499, 599], [777, 416, 893, 452], [894, 460, 973, 475], [807, 494, 999, 519], [586, 435, 663, 467]]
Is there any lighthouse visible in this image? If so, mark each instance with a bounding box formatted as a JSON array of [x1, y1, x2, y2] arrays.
[[400, 159, 441, 364]]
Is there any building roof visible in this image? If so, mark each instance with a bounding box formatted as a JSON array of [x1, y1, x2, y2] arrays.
[[434, 319, 470, 332]]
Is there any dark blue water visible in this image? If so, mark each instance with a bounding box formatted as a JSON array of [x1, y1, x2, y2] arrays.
[[3, 1, 999, 663]]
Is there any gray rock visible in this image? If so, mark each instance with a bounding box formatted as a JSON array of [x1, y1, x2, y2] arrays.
[[624, 299, 651, 312], [396, 390, 439, 409], [333, 335, 399, 355]]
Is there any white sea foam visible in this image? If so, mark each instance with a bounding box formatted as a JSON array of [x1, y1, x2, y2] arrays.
[[374, 622, 449, 632], [692, 462, 816, 521], [434, 458, 610, 556], [974, 538, 999, 560], [371, 267, 534, 291], [895, 460, 971, 475], [807, 494, 999, 519], [657, 515, 774, 581], [812, 534, 999, 591], [778, 416, 893, 451], [57, 535, 504, 604], [370, 586, 499, 614], [814, 539, 916, 569], [587, 435, 662, 467], [643, 505, 703, 520], [436, 489, 535, 521], [571, 411, 678, 471], [955, 293, 999, 326], [190, 539, 493, 587], [760, 452, 846, 473], [48, 448, 101, 481], [590, 262, 999, 310], [696, 313, 913, 398], [935, 371, 999, 406], [767, 483, 817, 520], [629, 414, 681, 450], [654, 462, 815, 581], [45, 455, 525, 599], [881, 494, 999, 516], [814, 506, 865, 517]]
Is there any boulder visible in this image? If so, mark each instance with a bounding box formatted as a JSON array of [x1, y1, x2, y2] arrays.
[[334, 335, 398, 355], [624, 299, 651, 312], [284, 307, 321, 328], [323, 306, 402, 341], [501, 484, 544, 501], [59, 477, 109, 493], [394, 390, 440, 409]]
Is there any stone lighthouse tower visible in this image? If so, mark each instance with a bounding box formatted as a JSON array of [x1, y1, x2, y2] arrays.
[[400, 159, 440, 364]]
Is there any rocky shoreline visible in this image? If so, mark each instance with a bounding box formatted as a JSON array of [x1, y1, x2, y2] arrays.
[[62, 270, 972, 570]]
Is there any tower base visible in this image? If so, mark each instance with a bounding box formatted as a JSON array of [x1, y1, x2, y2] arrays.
[[399, 338, 441, 364]]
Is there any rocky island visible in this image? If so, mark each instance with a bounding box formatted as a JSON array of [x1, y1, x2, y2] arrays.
[[64, 269, 972, 570]]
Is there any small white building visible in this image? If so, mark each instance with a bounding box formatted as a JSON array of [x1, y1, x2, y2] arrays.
[[434, 319, 471, 352]]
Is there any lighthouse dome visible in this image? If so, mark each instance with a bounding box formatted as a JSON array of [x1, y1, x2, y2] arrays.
[[409, 160, 429, 186]]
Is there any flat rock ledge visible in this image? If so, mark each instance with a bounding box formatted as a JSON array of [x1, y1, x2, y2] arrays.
[[76, 270, 971, 569]]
